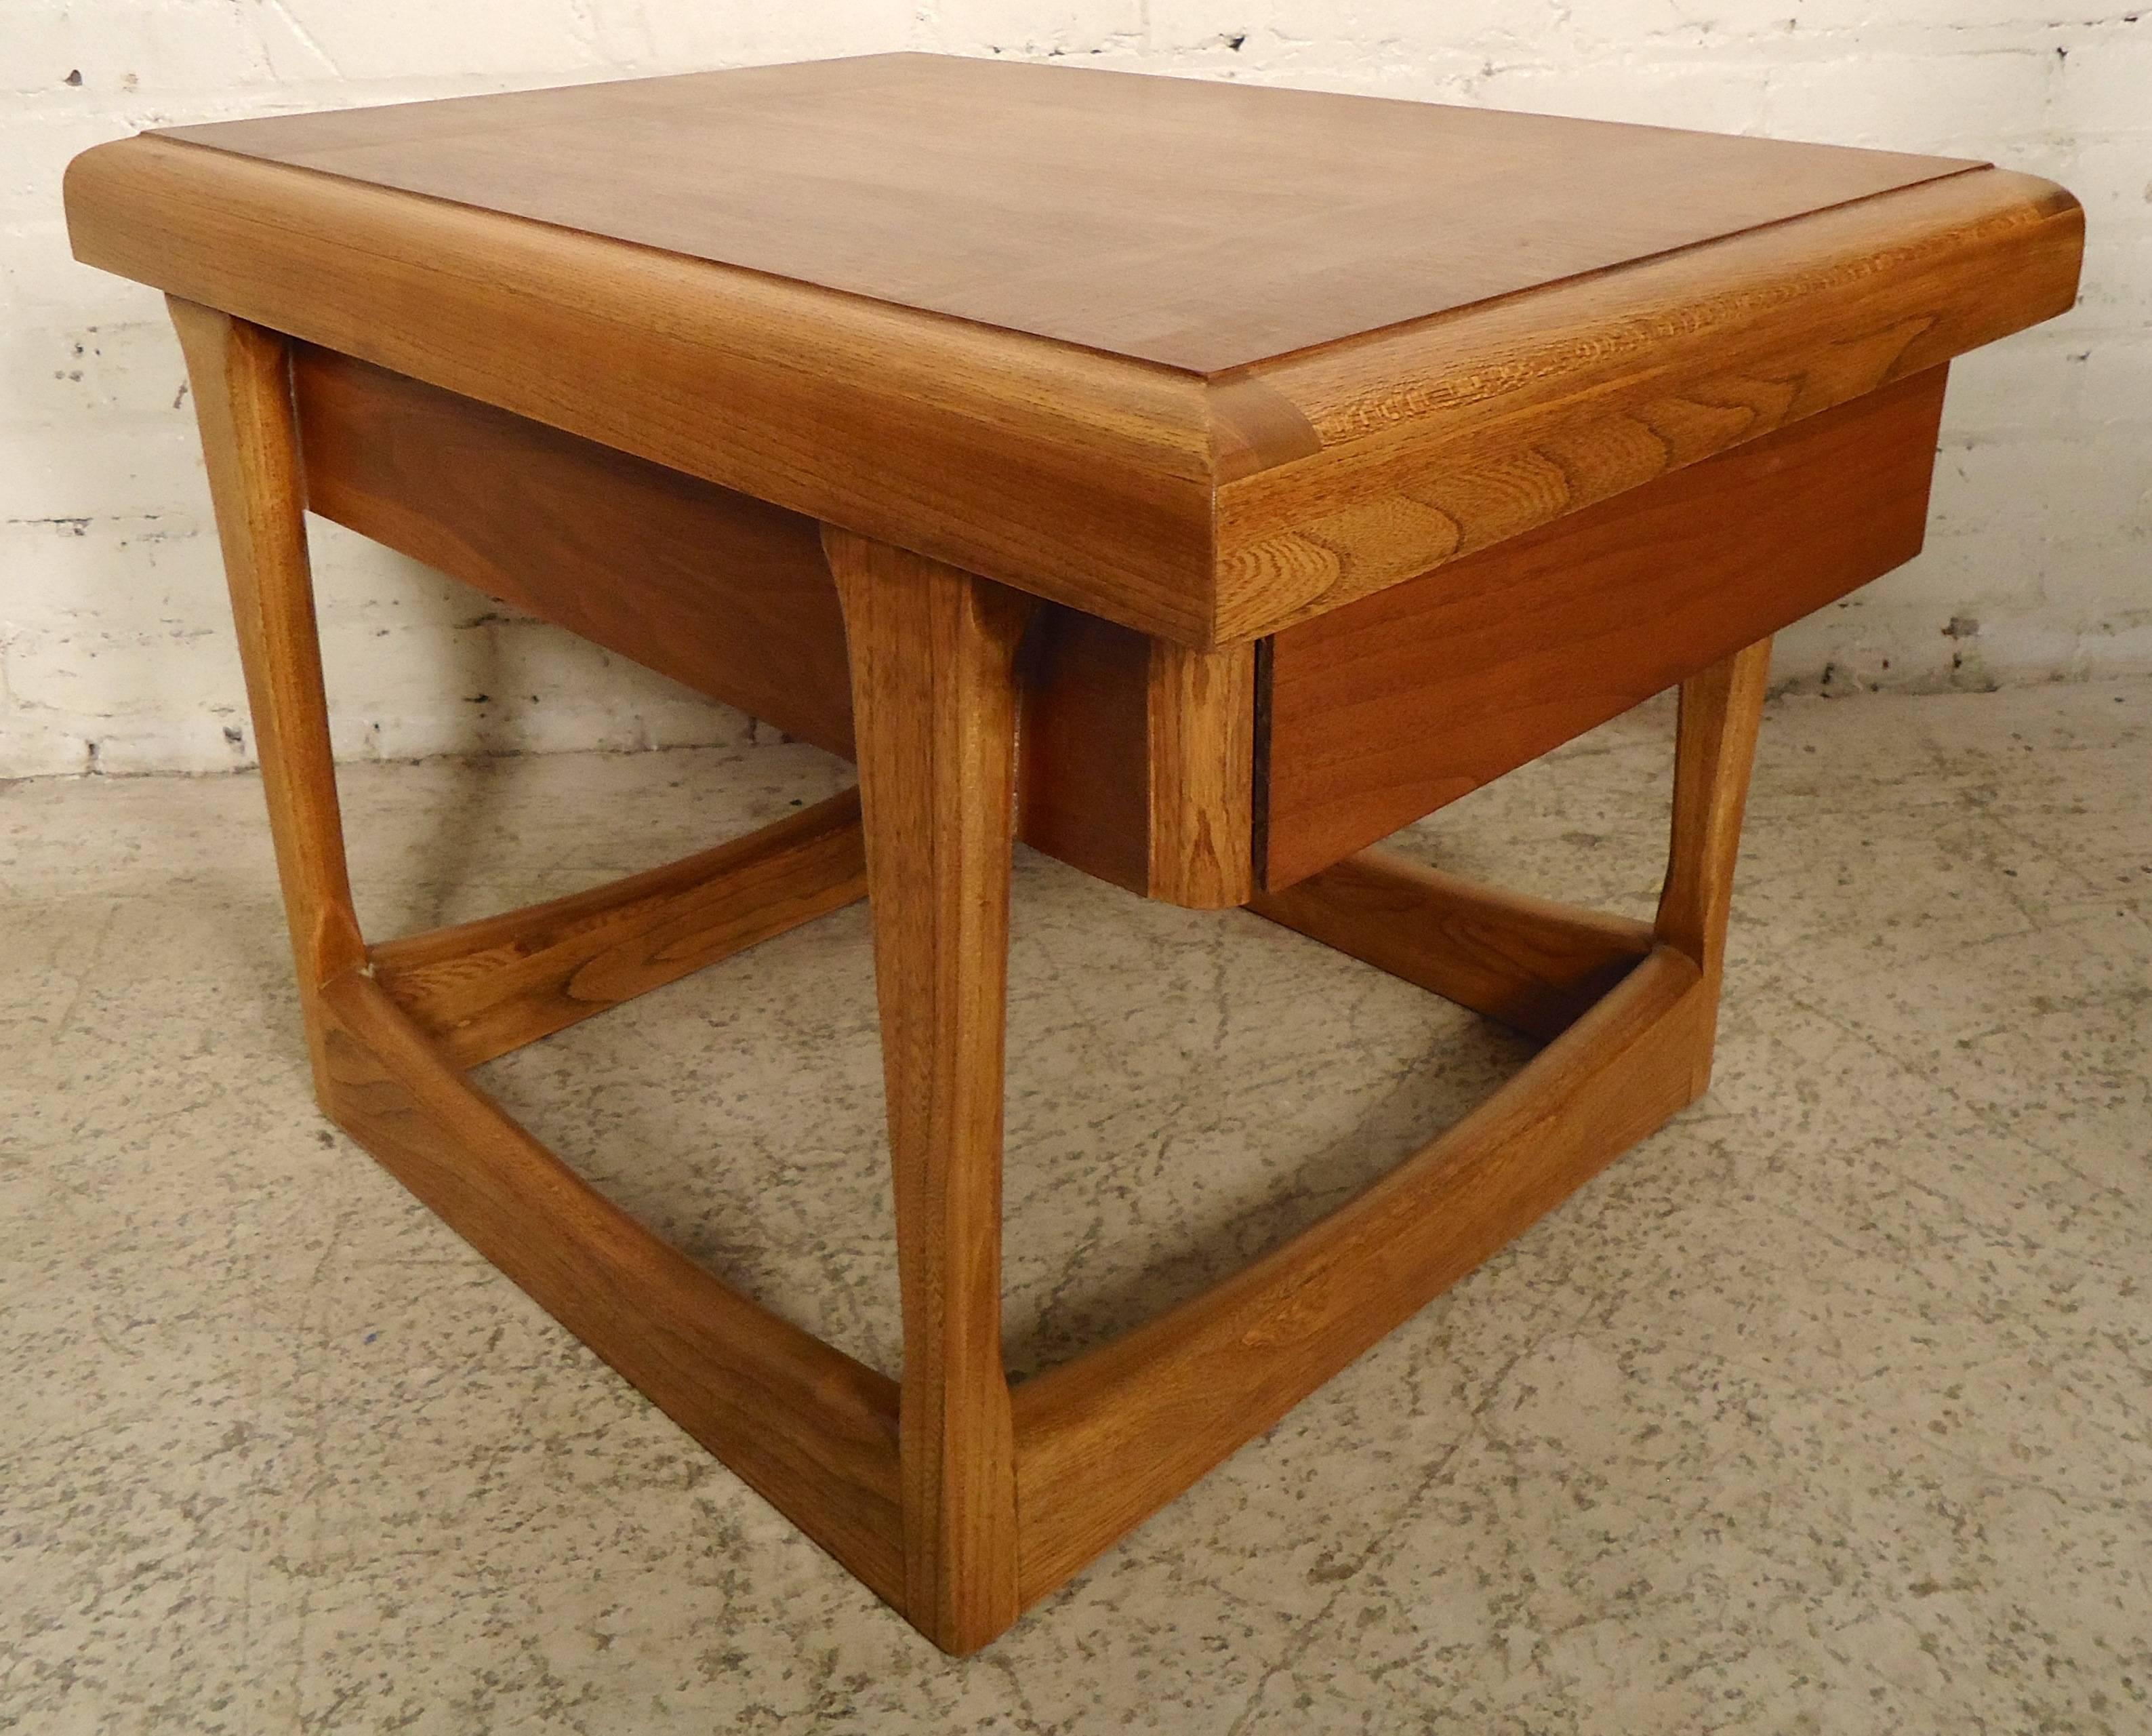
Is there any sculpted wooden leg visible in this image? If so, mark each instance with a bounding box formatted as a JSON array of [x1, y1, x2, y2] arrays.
[[1654, 636, 1773, 1086], [171, 297, 912, 1619], [169, 298, 365, 1098], [1012, 639, 1776, 1604], [825, 527, 1037, 1655], [165, 294, 1776, 1651]]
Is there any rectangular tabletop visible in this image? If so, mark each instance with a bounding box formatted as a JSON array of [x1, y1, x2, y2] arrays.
[[68, 56, 2082, 647], [155, 54, 1976, 376]]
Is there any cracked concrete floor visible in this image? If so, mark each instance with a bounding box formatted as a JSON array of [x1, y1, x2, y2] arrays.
[[3, 680, 2148, 1735]]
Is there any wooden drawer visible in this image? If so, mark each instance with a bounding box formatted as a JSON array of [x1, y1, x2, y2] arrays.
[[295, 344, 1947, 910], [1255, 367, 1949, 889]]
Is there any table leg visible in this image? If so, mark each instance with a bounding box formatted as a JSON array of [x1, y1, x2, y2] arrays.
[[1015, 637, 1777, 1602], [164, 296, 1780, 1650], [172, 300, 914, 1614], [824, 527, 1038, 1654], [168, 298, 365, 1099], [1656, 635, 1774, 1087]]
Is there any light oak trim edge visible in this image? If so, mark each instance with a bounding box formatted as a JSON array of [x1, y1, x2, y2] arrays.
[[1215, 167, 2082, 639], [79, 150, 2079, 649]]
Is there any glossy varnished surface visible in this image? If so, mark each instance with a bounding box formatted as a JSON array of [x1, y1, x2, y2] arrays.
[[155, 54, 1977, 374]]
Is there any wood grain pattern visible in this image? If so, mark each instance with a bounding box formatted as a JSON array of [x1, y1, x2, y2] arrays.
[[1016, 607, 1154, 899], [1656, 637, 1774, 1087], [168, 299, 365, 1097], [370, 790, 868, 1070], [318, 969, 906, 1604], [65, 117, 2079, 647], [293, 344, 856, 756], [152, 54, 1973, 374], [87, 70, 2089, 1654], [1259, 367, 1947, 887], [292, 349, 1236, 902], [1012, 945, 1712, 1604], [174, 302, 908, 1616], [1250, 847, 1656, 1042], [66, 133, 1220, 644], [1145, 641, 1257, 908], [827, 528, 1033, 1655], [1218, 172, 2077, 639]]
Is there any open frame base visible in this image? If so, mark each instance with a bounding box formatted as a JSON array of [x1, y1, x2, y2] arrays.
[[174, 297, 1774, 1655]]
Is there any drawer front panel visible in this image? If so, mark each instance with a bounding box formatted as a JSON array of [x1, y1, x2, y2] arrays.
[[1259, 367, 1948, 889]]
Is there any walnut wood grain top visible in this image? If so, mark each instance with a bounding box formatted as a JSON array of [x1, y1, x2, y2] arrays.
[[154, 53, 1977, 375], [68, 56, 2082, 645]]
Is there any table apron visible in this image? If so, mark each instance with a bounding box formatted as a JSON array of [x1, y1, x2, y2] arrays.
[[291, 343, 1946, 906]]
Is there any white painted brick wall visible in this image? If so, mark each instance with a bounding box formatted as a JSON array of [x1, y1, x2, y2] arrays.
[[3, 1, 2146, 777]]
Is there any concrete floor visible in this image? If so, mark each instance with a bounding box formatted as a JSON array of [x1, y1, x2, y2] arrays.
[[3, 681, 2147, 1735]]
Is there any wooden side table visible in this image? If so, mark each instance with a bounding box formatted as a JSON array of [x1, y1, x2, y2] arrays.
[[64, 54, 2082, 1653]]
